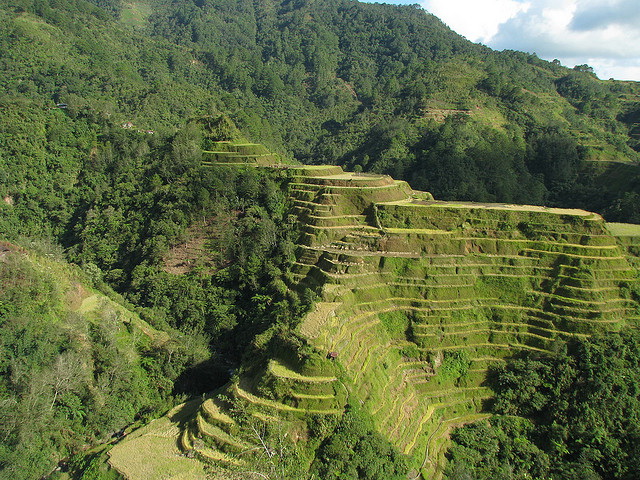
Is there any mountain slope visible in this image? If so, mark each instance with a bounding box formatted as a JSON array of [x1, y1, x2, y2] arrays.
[[2, 0, 640, 478], [0, 240, 209, 480], [2, 0, 640, 220], [104, 159, 640, 480]]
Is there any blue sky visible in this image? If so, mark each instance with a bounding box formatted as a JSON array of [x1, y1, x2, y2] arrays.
[[360, 0, 640, 81]]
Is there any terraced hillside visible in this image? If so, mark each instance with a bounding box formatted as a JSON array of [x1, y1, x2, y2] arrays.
[[283, 166, 639, 479], [202, 141, 283, 166], [110, 161, 640, 480]]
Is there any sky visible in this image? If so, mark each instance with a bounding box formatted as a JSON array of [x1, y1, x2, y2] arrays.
[[360, 0, 640, 81]]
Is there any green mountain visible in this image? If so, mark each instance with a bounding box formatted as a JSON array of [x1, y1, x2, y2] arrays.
[[2, 0, 640, 221], [1, 0, 640, 479], [0, 239, 209, 478]]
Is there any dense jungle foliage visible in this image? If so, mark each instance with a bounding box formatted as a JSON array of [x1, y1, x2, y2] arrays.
[[1, 0, 640, 478], [446, 331, 640, 480], [1, 0, 640, 220], [0, 114, 311, 478]]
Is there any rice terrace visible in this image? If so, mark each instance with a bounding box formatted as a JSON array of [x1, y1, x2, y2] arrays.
[[107, 142, 640, 480]]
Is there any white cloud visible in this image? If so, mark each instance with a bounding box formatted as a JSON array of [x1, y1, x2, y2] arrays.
[[489, 0, 640, 58], [422, 0, 531, 43], [581, 58, 640, 81], [418, 0, 640, 80]]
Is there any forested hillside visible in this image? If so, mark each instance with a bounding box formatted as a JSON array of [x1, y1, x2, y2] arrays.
[[2, 0, 640, 220], [0, 240, 207, 478], [1, 0, 640, 479], [0, 124, 312, 478], [446, 331, 640, 480]]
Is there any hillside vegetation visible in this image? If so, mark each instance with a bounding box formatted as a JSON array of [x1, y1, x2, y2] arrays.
[[102, 155, 640, 480], [1, 0, 640, 479], [0, 240, 208, 478], [1, 0, 640, 221], [0, 119, 315, 478]]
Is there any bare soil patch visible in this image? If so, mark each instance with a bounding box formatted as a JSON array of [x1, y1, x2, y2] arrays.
[[163, 212, 237, 275]]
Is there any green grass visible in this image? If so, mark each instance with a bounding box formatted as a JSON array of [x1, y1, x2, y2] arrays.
[[607, 222, 640, 237], [119, 1, 152, 30], [108, 401, 208, 480]]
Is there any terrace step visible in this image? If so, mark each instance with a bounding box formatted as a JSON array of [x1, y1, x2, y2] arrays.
[[181, 428, 244, 467], [232, 383, 343, 415], [200, 398, 235, 428], [267, 360, 338, 383], [222, 163, 639, 474], [195, 413, 252, 453]]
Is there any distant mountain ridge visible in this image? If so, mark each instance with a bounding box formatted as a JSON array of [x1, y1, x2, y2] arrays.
[[2, 0, 640, 219]]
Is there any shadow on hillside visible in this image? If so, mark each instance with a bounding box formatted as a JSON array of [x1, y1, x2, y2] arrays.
[[173, 357, 232, 396]]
